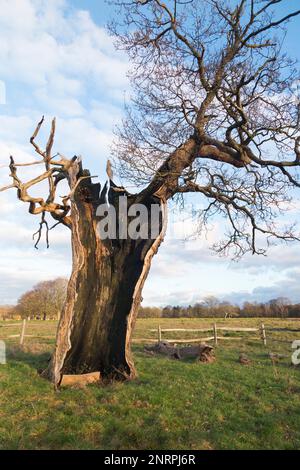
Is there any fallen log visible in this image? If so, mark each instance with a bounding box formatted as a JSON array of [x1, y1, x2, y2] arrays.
[[144, 341, 215, 363]]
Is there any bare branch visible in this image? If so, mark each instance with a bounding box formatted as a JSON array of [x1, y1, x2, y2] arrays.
[[33, 213, 50, 250], [30, 116, 46, 158], [111, 0, 300, 257], [0, 118, 84, 246], [0, 183, 15, 193]]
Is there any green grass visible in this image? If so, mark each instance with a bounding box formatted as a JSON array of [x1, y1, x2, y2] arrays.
[[0, 318, 300, 450]]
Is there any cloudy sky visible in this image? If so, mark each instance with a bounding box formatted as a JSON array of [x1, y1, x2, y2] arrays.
[[0, 0, 300, 307]]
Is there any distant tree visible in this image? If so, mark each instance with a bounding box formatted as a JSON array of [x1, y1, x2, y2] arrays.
[[192, 303, 205, 317], [186, 305, 194, 318], [139, 306, 162, 317], [202, 296, 220, 316], [288, 304, 300, 318], [219, 301, 240, 318], [15, 278, 68, 320], [241, 301, 255, 317], [268, 297, 290, 318], [162, 305, 173, 317], [0, 305, 15, 320]]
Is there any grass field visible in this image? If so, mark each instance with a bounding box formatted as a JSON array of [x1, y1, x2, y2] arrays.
[[0, 318, 300, 450]]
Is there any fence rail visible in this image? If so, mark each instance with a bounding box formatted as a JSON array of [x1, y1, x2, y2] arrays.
[[0, 320, 299, 348], [0, 320, 56, 345], [149, 323, 299, 347]]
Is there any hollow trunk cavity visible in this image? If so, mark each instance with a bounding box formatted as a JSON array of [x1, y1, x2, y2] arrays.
[[45, 166, 167, 387]]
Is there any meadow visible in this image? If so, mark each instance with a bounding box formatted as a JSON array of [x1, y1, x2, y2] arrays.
[[0, 318, 300, 450]]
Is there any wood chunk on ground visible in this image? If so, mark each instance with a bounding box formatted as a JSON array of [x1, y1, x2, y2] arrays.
[[239, 353, 251, 365], [144, 341, 215, 363], [60, 371, 100, 387]]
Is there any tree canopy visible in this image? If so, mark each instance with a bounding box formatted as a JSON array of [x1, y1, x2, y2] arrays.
[[14, 278, 68, 320], [110, 0, 300, 257]]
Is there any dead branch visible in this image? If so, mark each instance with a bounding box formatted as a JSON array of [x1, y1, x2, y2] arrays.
[[0, 118, 80, 247]]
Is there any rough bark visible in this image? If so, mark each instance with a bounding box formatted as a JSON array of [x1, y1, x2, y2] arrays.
[[45, 162, 167, 387]]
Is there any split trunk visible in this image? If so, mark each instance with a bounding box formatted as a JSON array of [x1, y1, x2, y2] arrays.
[[44, 163, 167, 387]]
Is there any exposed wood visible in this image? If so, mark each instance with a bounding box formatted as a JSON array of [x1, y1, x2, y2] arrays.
[[213, 323, 218, 346], [147, 325, 263, 346], [60, 372, 100, 387], [216, 336, 243, 341], [149, 336, 243, 342], [218, 327, 259, 332], [157, 337, 215, 344], [266, 327, 300, 333], [158, 325, 162, 342], [124, 200, 168, 381], [150, 326, 259, 332], [239, 353, 252, 365], [132, 338, 158, 344], [150, 328, 213, 333], [19, 319, 26, 346], [261, 323, 267, 346], [177, 344, 215, 363]]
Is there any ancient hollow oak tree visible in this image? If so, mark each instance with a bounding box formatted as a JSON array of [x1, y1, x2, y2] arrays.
[[1, 0, 300, 386]]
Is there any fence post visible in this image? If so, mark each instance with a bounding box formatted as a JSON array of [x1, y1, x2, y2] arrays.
[[158, 325, 162, 342], [213, 323, 218, 346], [261, 323, 267, 346], [20, 319, 26, 346]]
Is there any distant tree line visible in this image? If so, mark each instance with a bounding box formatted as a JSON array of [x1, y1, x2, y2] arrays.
[[139, 296, 300, 318], [1, 289, 299, 320]]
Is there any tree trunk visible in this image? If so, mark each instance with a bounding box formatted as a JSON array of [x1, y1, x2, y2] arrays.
[[45, 163, 167, 387]]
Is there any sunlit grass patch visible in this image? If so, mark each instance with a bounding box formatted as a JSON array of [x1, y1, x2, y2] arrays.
[[0, 318, 299, 449]]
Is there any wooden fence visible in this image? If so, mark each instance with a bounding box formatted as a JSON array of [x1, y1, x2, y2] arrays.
[[0, 320, 299, 348], [137, 324, 264, 346], [0, 320, 56, 345]]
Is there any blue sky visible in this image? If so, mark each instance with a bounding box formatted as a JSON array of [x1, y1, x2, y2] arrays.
[[0, 0, 300, 307]]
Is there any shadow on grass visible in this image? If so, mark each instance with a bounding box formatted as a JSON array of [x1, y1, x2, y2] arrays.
[[6, 344, 52, 372]]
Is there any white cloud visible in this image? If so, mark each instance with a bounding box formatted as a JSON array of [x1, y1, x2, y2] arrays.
[[0, 116, 34, 149], [0, 0, 128, 303], [222, 268, 300, 305], [0, 0, 128, 95], [0, 246, 71, 304], [0, 219, 70, 246]]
